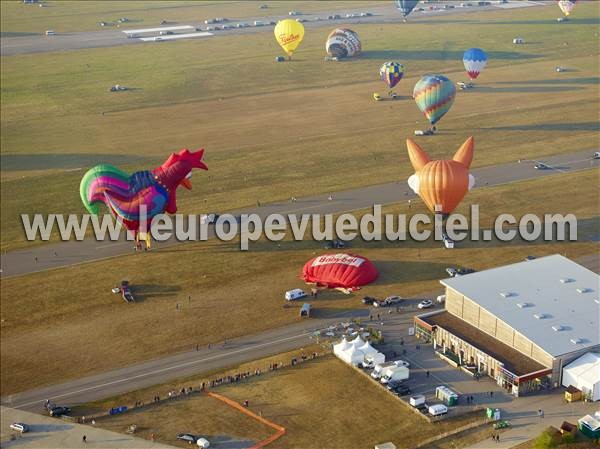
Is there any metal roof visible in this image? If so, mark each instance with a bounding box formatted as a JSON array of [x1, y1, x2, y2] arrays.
[[441, 255, 600, 358]]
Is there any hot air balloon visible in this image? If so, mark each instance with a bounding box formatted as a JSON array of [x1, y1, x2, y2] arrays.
[[274, 19, 305, 59], [325, 28, 361, 58], [302, 253, 378, 289], [463, 48, 488, 81], [557, 0, 577, 17], [413, 74, 456, 127], [380, 61, 405, 94], [395, 0, 419, 19], [80, 148, 208, 249], [406, 137, 475, 216]]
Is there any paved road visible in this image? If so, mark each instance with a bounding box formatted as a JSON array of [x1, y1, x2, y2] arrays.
[[0, 309, 367, 412], [1, 150, 598, 279], [1, 1, 545, 56], [0, 406, 175, 448]]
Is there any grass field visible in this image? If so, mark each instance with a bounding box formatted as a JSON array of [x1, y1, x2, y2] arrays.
[[1, 169, 598, 395], [1, 2, 599, 249], [92, 352, 482, 449]]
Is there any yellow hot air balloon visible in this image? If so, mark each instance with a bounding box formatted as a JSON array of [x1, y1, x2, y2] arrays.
[[274, 19, 305, 58]]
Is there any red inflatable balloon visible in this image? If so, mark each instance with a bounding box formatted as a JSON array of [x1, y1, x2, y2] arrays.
[[302, 253, 378, 288]]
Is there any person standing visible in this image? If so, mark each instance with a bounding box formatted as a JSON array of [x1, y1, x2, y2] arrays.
[[82, 435, 87, 444]]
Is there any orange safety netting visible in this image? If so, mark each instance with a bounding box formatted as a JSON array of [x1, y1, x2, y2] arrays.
[[206, 391, 286, 449]]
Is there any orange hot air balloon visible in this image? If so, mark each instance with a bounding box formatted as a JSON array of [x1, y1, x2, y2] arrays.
[[406, 137, 475, 216]]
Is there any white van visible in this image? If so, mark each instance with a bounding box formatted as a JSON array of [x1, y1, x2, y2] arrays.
[[380, 365, 409, 384], [429, 404, 448, 416], [285, 289, 307, 301], [409, 395, 426, 407], [371, 362, 395, 379], [45, 30, 55, 36]]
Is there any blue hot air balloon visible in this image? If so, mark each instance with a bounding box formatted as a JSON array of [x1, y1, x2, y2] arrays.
[[463, 48, 488, 81], [395, 0, 419, 19]]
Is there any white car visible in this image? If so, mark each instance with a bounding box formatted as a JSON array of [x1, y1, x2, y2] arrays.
[[418, 300, 433, 309], [394, 360, 410, 368], [10, 423, 29, 433]]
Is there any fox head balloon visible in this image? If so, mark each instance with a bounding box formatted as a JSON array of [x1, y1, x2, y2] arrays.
[[406, 137, 475, 216]]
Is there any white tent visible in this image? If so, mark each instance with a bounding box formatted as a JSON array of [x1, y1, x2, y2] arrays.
[[340, 345, 365, 365], [350, 335, 365, 348], [358, 340, 378, 356], [333, 338, 351, 356], [365, 351, 385, 366], [562, 352, 600, 401]]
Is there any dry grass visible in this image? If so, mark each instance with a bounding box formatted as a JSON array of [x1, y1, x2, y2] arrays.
[[93, 353, 481, 449], [1, 170, 598, 395], [2, 2, 599, 249]]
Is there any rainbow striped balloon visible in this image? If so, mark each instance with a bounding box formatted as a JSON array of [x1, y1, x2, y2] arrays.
[[413, 74, 456, 125]]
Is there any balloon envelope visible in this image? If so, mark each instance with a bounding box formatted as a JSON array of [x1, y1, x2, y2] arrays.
[[395, 0, 419, 17], [380, 61, 405, 89], [274, 19, 305, 56], [302, 253, 378, 289], [325, 28, 361, 58], [463, 48, 488, 80], [413, 74, 456, 125], [406, 137, 475, 215], [557, 0, 577, 16]]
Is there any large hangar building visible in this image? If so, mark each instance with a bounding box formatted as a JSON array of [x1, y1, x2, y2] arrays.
[[415, 255, 600, 397]]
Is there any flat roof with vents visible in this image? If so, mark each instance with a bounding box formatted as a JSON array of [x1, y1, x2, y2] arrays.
[[441, 255, 600, 358]]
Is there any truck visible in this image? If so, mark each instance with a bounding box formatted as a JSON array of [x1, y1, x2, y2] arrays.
[[429, 404, 448, 416], [409, 395, 426, 407], [371, 362, 396, 380], [380, 365, 409, 385]]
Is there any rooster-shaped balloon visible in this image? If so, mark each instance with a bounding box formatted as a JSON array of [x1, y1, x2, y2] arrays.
[[80, 148, 207, 248], [407, 137, 475, 216]]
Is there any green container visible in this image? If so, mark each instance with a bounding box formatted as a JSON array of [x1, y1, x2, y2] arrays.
[[486, 407, 494, 418]]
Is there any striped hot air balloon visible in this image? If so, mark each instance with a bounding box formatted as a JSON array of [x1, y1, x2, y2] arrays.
[[463, 48, 488, 81], [380, 61, 405, 89], [413, 75, 456, 125], [325, 28, 361, 58]]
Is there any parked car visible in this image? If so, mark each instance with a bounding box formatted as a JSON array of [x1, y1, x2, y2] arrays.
[[436, 294, 446, 304], [388, 383, 411, 396], [524, 255, 536, 261], [9, 423, 29, 433], [296, 18, 307, 22], [49, 406, 71, 417], [324, 239, 345, 249], [159, 30, 173, 35], [259, 4, 268, 8], [222, 24, 233, 29], [418, 299, 433, 309], [176, 433, 199, 444], [534, 162, 550, 170], [45, 30, 55, 36], [445, 267, 457, 277], [394, 360, 410, 368], [592, 152, 600, 159], [373, 296, 403, 307], [254, 21, 265, 26], [288, 11, 301, 16], [457, 268, 475, 276], [362, 296, 376, 305], [285, 289, 307, 301]]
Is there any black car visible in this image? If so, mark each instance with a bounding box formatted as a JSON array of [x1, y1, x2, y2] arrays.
[[362, 296, 376, 305], [391, 385, 411, 396], [49, 406, 71, 417], [456, 267, 475, 276], [176, 433, 198, 444]]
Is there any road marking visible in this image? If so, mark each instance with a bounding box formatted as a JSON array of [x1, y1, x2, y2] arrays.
[[11, 332, 310, 409]]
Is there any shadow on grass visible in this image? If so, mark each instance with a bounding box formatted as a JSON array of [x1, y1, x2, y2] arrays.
[[360, 49, 540, 61], [470, 85, 584, 93], [477, 122, 599, 132], [494, 77, 600, 85], [0, 153, 152, 171], [132, 284, 181, 302], [0, 32, 39, 38]]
